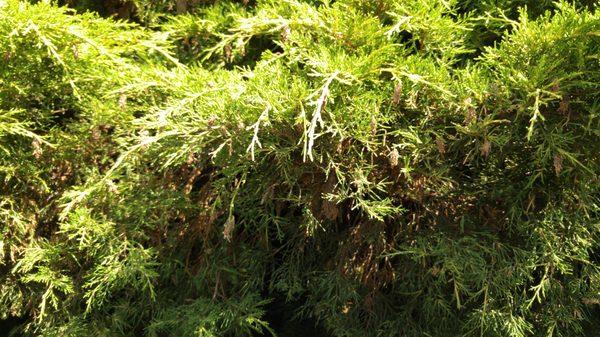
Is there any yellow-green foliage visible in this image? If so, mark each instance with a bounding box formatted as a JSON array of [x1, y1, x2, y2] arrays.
[[1, 0, 599, 336]]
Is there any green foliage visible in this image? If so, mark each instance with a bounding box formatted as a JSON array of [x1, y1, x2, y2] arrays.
[[1, 0, 599, 336]]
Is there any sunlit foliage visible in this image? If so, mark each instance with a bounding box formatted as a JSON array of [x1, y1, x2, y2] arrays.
[[1, 0, 599, 336]]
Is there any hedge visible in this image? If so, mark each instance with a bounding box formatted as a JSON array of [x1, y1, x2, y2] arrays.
[[0, 0, 599, 336]]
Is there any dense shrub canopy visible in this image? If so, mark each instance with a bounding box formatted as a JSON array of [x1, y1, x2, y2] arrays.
[[0, 0, 599, 336]]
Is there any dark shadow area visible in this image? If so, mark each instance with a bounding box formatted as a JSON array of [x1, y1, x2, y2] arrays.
[[0, 316, 26, 337], [258, 295, 331, 337]]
